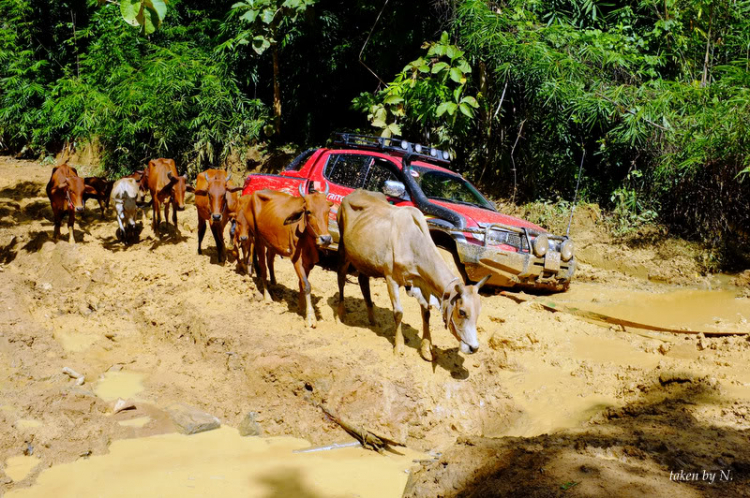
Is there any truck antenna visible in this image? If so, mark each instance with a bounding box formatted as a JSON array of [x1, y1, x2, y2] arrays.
[[566, 149, 586, 237]]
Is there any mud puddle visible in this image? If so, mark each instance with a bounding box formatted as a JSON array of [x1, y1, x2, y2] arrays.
[[553, 282, 750, 332], [7, 427, 423, 498]]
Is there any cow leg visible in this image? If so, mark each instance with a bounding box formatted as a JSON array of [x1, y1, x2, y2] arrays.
[[358, 274, 376, 325], [163, 200, 170, 229], [171, 198, 178, 227], [211, 223, 226, 264], [255, 243, 272, 302], [115, 204, 126, 242], [67, 210, 76, 244], [197, 217, 206, 254], [98, 198, 105, 218], [227, 219, 236, 251], [385, 277, 404, 355], [293, 258, 316, 329], [152, 199, 160, 233], [336, 259, 350, 322], [267, 250, 277, 286], [419, 306, 434, 362], [53, 210, 63, 241]]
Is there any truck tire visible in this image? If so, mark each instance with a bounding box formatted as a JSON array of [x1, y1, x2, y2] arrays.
[[436, 246, 469, 285]]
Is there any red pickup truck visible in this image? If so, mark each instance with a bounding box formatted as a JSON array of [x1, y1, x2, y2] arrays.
[[241, 134, 575, 291]]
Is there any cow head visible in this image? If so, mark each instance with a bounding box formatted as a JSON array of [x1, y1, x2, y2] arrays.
[[166, 172, 188, 211], [190, 172, 243, 224], [235, 198, 252, 243], [53, 175, 86, 213], [286, 183, 333, 247], [443, 274, 491, 354]]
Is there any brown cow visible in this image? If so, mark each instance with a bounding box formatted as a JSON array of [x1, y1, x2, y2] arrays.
[[250, 183, 333, 328], [83, 177, 113, 218], [142, 158, 187, 233], [46, 164, 86, 243], [188, 169, 242, 264], [336, 190, 490, 361]]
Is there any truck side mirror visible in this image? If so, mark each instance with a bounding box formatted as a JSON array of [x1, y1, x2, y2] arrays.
[[383, 180, 409, 200]]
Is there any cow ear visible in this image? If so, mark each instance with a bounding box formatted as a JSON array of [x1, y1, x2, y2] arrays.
[[227, 186, 243, 193], [186, 185, 195, 193], [283, 208, 305, 226], [193, 189, 208, 196]]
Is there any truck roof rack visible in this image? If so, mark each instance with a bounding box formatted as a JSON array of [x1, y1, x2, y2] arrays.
[[332, 133, 452, 166]]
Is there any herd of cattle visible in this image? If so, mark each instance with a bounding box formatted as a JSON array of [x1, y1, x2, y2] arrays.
[[44, 159, 490, 360]]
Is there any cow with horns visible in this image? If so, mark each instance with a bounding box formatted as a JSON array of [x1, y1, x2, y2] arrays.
[[249, 182, 333, 328], [188, 169, 243, 264], [336, 190, 490, 361]]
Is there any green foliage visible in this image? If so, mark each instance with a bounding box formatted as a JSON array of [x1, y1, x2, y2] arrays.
[[225, 0, 316, 55], [119, 0, 168, 36], [0, 0, 267, 176], [352, 32, 479, 147]]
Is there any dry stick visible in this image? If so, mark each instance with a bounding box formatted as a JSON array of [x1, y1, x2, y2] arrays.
[[315, 403, 404, 454], [358, 0, 390, 88], [509, 119, 526, 204], [71, 10, 80, 78], [498, 291, 748, 337]]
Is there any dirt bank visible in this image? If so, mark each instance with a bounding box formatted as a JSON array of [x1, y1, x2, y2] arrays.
[[1, 157, 749, 496]]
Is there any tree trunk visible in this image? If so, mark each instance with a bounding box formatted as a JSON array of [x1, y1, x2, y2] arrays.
[[272, 45, 282, 135]]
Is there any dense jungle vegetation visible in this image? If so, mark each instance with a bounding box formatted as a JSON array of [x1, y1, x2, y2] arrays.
[[1, 0, 749, 266]]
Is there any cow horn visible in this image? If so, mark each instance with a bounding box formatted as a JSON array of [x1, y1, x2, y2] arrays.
[[323, 181, 330, 196], [298, 183, 305, 197], [476, 273, 491, 290], [225, 173, 231, 183], [204, 172, 209, 181]]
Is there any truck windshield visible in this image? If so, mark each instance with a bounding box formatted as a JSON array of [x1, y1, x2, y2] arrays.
[[411, 167, 495, 211]]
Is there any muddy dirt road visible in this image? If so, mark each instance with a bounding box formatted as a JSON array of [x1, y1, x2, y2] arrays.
[[1, 157, 749, 497]]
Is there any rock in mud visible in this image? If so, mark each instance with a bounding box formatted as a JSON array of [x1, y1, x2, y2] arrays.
[[166, 403, 221, 435], [238, 411, 262, 436]]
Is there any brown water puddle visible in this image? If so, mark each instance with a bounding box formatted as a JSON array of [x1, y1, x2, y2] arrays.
[[6, 427, 423, 498], [94, 371, 145, 401], [556, 282, 750, 332]]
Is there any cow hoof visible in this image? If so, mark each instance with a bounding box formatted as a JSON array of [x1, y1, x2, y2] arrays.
[[306, 319, 317, 329], [336, 302, 345, 323], [263, 291, 272, 303], [419, 341, 434, 362], [367, 309, 376, 325], [393, 343, 405, 356]]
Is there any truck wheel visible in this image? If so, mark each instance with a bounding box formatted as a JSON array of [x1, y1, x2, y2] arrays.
[[436, 247, 469, 284]]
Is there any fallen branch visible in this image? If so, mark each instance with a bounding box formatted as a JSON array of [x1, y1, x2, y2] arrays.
[[316, 404, 405, 454]]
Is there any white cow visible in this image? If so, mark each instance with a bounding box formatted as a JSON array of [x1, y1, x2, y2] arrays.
[[110, 178, 142, 244]]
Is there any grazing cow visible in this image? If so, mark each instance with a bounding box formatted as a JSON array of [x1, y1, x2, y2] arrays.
[[143, 158, 187, 233], [82, 177, 113, 218], [188, 169, 242, 264], [110, 178, 143, 244], [250, 184, 333, 328], [46, 164, 86, 243], [336, 190, 490, 361]]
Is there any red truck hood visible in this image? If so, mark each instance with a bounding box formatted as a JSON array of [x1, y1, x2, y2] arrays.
[[430, 200, 546, 233]]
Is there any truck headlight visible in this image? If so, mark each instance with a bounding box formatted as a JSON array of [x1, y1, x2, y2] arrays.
[[532, 234, 548, 258], [561, 239, 574, 261]]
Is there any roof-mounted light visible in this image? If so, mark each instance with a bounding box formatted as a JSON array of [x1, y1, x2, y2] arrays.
[[443, 151, 450, 160], [414, 144, 422, 153], [400, 140, 408, 150], [430, 148, 437, 157]]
